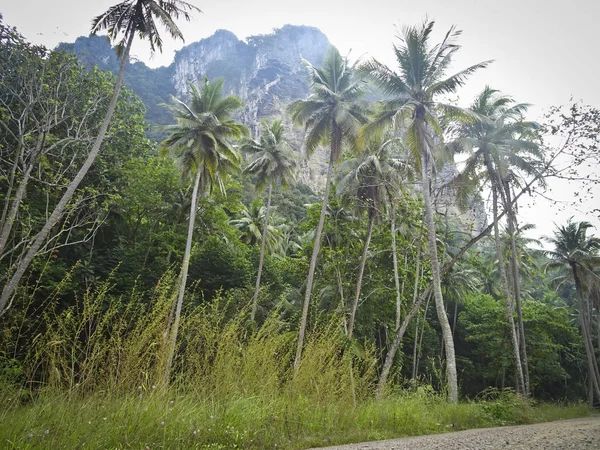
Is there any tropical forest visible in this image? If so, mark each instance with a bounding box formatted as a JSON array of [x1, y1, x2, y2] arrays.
[[1, 1, 600, 449]]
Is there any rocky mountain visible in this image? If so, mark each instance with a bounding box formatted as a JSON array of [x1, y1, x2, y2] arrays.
[[57, 26, 486, 232], [172, 25, 329, 135], [58, 25, 331, 187]]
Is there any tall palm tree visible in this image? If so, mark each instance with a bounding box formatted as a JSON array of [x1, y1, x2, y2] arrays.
[[336, 138, 408, 338], [452, 86, 543, 395], [544, 220, 600, 403], [0, 0, 201, 316], [240, 119, 296, 320], [288, 46, 368, 370], [161, 77, 246, 380], [359, 19, 491, 403]]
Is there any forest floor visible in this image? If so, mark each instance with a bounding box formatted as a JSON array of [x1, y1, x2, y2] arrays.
[[310, 415, 600, 449]]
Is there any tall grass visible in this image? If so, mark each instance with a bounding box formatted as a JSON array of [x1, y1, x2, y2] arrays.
[[0, 272, 592, 449]]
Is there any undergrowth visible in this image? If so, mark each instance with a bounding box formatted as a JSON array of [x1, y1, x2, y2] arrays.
[[0, 273, 593, 449]]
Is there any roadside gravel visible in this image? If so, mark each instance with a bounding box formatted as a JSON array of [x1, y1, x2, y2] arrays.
[[310, 416, 600, 449]]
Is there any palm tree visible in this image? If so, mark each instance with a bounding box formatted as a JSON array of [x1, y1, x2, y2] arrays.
[[336, 138, 408, 338], [359, 19, 491, 403], [288, 46, 368, 370], [544, 220, 600, 403], [452, 86, 543, 395], [161, 77, 247, 380], [240, 119, 296, 320], [0, 0, 201, 316]]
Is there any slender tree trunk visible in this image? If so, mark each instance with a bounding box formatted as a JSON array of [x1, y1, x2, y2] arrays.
[[412, 314, 420, 383], [335, 266, 348, 334], [487, 161, 525, 395], [503, 181, 530, 396], [294, 151, 335, 370], [588, 367, 594, 407], [251, 183, 273, 321], [347, 215, 374, 338], [0, 132, 45, 258], [391, 202, 402, 331], [411, 246, 423, 380], [164, 168, 203, 382], [418, 118, 458, 403], [0, 32, 135, 317], [0, 140, 23, 228]]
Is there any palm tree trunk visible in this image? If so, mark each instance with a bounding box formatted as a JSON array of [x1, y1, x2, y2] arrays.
[[347, 214, 374, 338], [377, 280, 432, 398], [503, 182, 530, 396], [294, 151, 335, 370], [488, 164, 525, 395], [390, 202, 402, 331], [164, 167, 203, 383], [251, 183, 273, 321], [418, 122, 458, 403], [0, 31, 135, 317], [411, 244, 423, 381]]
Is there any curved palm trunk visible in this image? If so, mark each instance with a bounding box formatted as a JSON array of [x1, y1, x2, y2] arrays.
[[251, 183, 273, 321], [0, 31, 135, 317], [487, 160, 525, 395], [377, 279, 431, 398], [294, 151, 335, 370], [164, 167, 203, 382], [503, 181, 530, 396], [418, 118, 458, 404], [347, 214, 375, 338]]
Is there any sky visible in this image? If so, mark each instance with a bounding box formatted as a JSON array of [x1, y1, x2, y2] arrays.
[[2, 0, 599, 242]]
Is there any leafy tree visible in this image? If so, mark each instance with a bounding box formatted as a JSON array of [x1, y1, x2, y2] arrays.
[[161, 77, 247, 380], [0, 22, 150, 315], [240, 119, 296, 320], [0, 0, 200, 315], [360, 19, 490, 402], [288, 46, 368, 369], [544, 220, 600, 403]]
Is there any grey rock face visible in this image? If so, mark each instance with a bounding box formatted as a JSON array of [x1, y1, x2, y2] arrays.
[[172, 25, 329, 127], [171, 25, 331, 189]]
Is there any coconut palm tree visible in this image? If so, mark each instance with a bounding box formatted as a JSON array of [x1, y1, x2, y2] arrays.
[[336, 138, 410, 338], [544, 220, 600, 403], [287, 46, 368, 370], [452, 86, 543, 395], [161, 77, 246, 380], [0, 0, 201, 316], [240, 119, 296, 320], [359, 19, 491, 403]]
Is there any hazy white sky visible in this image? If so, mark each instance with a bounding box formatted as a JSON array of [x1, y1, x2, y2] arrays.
[[2, 0, 599, 240]]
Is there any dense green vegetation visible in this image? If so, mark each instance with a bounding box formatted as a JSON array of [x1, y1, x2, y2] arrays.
[[1, 2, 600, 448]]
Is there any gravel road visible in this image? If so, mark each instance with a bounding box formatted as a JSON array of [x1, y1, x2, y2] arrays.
[[310, 416, 600, 449]]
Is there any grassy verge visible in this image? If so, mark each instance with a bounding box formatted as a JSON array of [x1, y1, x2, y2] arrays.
[[0, 278, 593, 449], [0, 389, 591, 449]]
